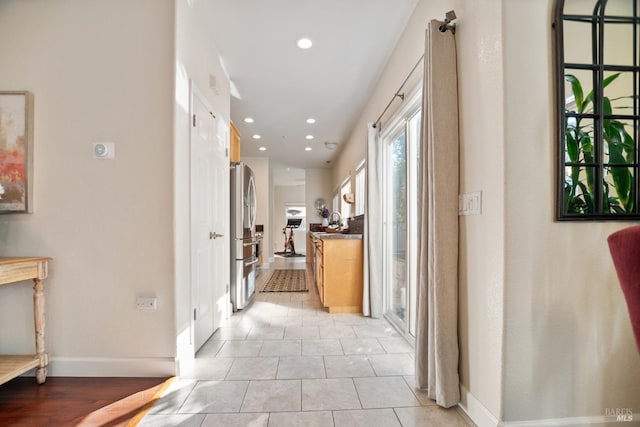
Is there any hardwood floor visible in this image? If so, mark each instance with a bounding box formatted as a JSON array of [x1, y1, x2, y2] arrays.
[[0, 376, 171, 426]]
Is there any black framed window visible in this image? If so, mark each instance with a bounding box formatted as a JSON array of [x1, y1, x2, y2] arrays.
[[554, 0, 640, 220]]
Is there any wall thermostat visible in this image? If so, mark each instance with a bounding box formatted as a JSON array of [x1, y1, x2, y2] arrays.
[[93, 142, 115, 159]]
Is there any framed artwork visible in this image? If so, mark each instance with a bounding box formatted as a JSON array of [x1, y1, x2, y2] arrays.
[[0, 91, 34, 213]]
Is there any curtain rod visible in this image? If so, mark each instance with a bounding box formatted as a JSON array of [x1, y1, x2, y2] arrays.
[[373, 54, 424, 129], [373, 10, 457, 129]]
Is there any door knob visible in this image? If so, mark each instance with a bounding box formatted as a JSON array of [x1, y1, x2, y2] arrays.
[[209, 232, 224, 239]]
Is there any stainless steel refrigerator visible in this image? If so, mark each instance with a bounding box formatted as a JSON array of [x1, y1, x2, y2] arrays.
[[230, 163, 258, 311]]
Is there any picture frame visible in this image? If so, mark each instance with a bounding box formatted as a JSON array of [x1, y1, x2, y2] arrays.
[[0, 91, 34, 213]]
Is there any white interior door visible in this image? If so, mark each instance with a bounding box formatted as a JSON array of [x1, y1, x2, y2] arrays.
[[191, 83, 229, 351]]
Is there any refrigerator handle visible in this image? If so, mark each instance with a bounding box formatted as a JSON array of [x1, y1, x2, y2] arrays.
[[247, 174, 257, 231], [244, 258, 259, 267]]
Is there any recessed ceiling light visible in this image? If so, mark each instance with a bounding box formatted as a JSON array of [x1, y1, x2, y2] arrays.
[[259, 146, 267, 151], [305, 135, 314, 140], [244, 117, 254, 123], [305, 147, 312, 151], [306, 118, 316, 124], [297, 38, 313, 49], [252, 134, 261, 139]]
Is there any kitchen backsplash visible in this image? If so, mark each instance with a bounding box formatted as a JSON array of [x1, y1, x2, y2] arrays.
[[309, 223, 324, 232], [348, 214, 364, 234], [308, 214, 364, 234]]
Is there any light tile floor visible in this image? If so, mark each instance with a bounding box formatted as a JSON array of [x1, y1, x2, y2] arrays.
[[140, 257, 475, 427]]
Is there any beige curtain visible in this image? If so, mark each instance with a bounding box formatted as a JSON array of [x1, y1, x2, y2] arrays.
[[363, 123, 383, 317], [415, 20, 460, 408]]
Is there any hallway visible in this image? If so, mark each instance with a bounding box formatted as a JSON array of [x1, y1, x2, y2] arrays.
[[139, 258, 474, 426]]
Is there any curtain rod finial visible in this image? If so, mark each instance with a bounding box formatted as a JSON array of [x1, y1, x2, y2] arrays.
[[439, 10, 457, 33]]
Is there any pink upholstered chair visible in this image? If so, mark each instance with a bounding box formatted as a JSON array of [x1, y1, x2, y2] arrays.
[[607, 225, 640, 352]]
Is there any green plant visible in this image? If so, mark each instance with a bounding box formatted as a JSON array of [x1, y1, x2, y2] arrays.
[[564, 73, 635, 214]]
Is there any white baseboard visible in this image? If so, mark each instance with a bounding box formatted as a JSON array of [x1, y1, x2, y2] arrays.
[[46, 357, 176, 377], [459, 385, 637, 427], [500, 414, 638, 427], [459, 385, 500, 427]]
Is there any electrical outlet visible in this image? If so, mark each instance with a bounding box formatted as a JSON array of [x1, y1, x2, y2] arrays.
[[136, 296, 157, 310]]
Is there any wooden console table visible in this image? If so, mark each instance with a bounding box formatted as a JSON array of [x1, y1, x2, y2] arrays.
[[0, 257, 52, 386]]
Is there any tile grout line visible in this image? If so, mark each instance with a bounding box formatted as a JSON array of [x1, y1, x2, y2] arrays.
[[153, 260, 468, 427], [237, 379, 251, 414]]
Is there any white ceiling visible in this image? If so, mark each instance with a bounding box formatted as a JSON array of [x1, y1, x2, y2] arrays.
[[272, 166, 306, 187], [209, 0, 418, 172]]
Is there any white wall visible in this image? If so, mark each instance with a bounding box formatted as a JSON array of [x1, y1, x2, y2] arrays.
[[174, 0, 231, 363], [453, 0, 506, 421], [502, 0, 640, 423], [305, 168, 333, 226], [0, 0, 176, 375]]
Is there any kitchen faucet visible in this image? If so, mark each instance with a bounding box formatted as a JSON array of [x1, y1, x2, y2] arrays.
[[329, 211, 341, 225]]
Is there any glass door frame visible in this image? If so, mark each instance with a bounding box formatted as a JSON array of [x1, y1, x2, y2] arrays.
[[380, 86, 422, 339]]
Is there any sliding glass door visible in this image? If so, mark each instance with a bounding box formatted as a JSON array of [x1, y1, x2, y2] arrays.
[[384, 127, 407, 331], [382, 99, 420, 338]]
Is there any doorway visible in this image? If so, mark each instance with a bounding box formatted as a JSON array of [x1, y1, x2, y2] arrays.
[[273, 166, 306, 258]]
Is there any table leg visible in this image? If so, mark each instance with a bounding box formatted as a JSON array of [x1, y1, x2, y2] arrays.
[[33, 278, 48, 384]]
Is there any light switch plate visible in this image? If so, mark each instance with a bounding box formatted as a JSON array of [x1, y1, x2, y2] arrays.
[[459, 191, 482, 216]]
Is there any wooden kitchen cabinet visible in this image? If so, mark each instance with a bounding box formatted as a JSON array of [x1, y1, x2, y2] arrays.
[[313, 237, 363, 313], [306, 233, 314, 264], [230, 120, 241, 163], [314, 238, 324, 304]]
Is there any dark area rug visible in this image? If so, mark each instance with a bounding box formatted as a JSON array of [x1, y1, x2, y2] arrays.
[[261, 269, 308, 292], [274, 251, 306, 258]]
